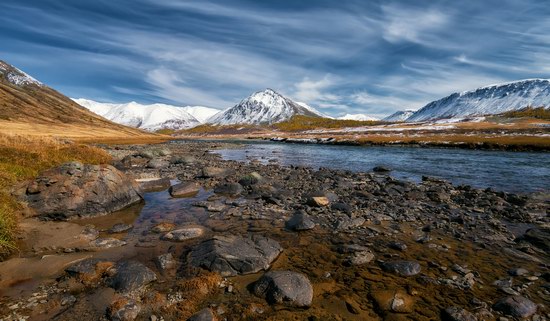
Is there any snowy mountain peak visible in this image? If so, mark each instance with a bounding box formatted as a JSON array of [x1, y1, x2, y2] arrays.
[[0, 60, 43, 87], [73, 98, 204, 131], [208, 89, 324, 125], [407, 79, 550, 122], [383, 110, 416, 122]]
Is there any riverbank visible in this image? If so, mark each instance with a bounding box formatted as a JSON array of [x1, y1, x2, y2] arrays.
[[0, 141, 548, 321]]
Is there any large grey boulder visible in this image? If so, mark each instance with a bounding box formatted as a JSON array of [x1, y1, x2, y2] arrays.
[[108, 261, 157, 293], [493, 295, 537, 318], [24, 162, 142, 220], [252, 271, 313, 308], [189, 235, 282, 276]]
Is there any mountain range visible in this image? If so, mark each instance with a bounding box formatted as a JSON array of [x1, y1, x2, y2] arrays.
[[338, 114, 378, 121]]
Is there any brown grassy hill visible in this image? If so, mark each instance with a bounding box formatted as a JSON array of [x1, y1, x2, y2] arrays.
[[0, 60, 152, 139]]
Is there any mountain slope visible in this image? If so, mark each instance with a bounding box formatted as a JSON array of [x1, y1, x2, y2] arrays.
[[338, 113, 378, 121], [407, 79, 550, 122], [383, 110, 415, 122], [0, 60, 145, 137], [73, 99, 203, 131], [208, 89, 324, 125], [181, 106, 220, 123]]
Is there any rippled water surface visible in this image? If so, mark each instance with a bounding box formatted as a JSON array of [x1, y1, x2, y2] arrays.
[[212, 141, 550, 193]]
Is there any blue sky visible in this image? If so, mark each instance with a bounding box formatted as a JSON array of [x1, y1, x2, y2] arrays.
[[1, 0, 549, 118]]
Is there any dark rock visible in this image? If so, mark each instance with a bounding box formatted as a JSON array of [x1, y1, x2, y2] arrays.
[[189, 235, 282, 276], [520, 227, 550, 252], [213, 183, 243, 196], [170, 155, 195, 165], [109, 261, 157, 293], [508, 268, 528, 277], [252, 270, 313, 307], [187, 308, 217, 321], [388, 241, 408, 251], [24, 162, 142, 220], [286, 211, 315, 231], [109, 223, 133, 234], [331, 202, 352, 214], [238, 172, 262, 186], [442, 306, 477, 321], [373, 166, 392, 173], [381, 261, 421, 276], [493, 295, 537, 318], [65, 258, 114, 284], [169, 182, 200, 197]]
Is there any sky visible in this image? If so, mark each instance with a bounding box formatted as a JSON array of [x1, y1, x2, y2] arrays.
[[1, 0, 549, 118]]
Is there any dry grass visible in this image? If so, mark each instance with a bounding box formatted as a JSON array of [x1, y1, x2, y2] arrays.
[[0, 134, 112, 258], [501, 106, 550, 120], [274, 115, 381, 131]]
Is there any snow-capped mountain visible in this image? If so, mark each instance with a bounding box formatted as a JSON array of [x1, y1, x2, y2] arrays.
[[383, 110, 415, 122], [407, 79, 550, 122], [338, 113, 378, 121], [208, 89, 324, 125], [0, 61, 43, 87], [181, 106, 220, 123], [73, 99, 202, 131]]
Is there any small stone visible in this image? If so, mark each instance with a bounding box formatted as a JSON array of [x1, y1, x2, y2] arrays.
[[388, 241, 408, 251], [381, 261, 421, 276], [508, 268, 528, 277], [162, 227, 204, 242], [443, 306, 478, 321], [154, 253, 176, 271], [285, 211, 315, 231], [371, 290, 414, 313], [151, 222, 175, 233], [346, 250, 375, 266], [109, 223, 133, 234], [188, 308, 217, 321], [307, 196, 329, 207], [90, 238, 127, 249]]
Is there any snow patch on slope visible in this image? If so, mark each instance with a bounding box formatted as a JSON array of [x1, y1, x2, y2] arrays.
[[338, 113, 378, 121], [383, 110, 416, 122], [0, 61, 43, 86]]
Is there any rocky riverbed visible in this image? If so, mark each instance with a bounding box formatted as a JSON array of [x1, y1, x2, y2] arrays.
[[0, 141, 549, 321]]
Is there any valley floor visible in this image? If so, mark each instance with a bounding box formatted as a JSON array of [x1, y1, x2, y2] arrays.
[[0, 141, 548, 321]]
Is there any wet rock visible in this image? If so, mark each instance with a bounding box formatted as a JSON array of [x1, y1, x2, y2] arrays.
[[213, 183, 243, 196], [109, 223, 133, 234], [90, 238, 127, 249], [169, 182, 200, 197], [187, 308, 217, 321], [373, 166, 392, 173], [154, 253, 176, 271], [285, 211, 315, 231], [80, 225, 100, 241], [136, 177, 171, 192], [108, 297, 141, 321], [109, 261, 157, 293], [151, 222, 175, 233], [381, 260, 421, 276], [189, 235, 282, 276], [162, 227, 204, 242], [493, 295, 537, 318], [252, 271, 313, 308], [65, 258, 114, 284], [24, 162, 142, 220], [346, 250, 375, 266], [371, 290, 414, 313], [442, 306, 477, 321], [519, 227, 550, 252]]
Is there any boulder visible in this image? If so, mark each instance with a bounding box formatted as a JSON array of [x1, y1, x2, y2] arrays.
[[189, 235, 282, 276], [238, 172, 263, 186], [136, 177, 171, 192], [169, 182, 200, 197], [520, 227, 550, 252], [109, 261, 157, 293], [493, 295, 537, 318], [381, 261, 421, 276], [24, 162, 142, 220], [146, 159, 169, 169], [65, 258, 114, 284], [252, 271, 313, 308], [285, 211, 315, 231], [162, 227, 204, 242]]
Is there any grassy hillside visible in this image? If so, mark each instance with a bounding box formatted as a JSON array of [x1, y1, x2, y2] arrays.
[[501, 106, 550, 120], [274, 115, 381, 131]]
